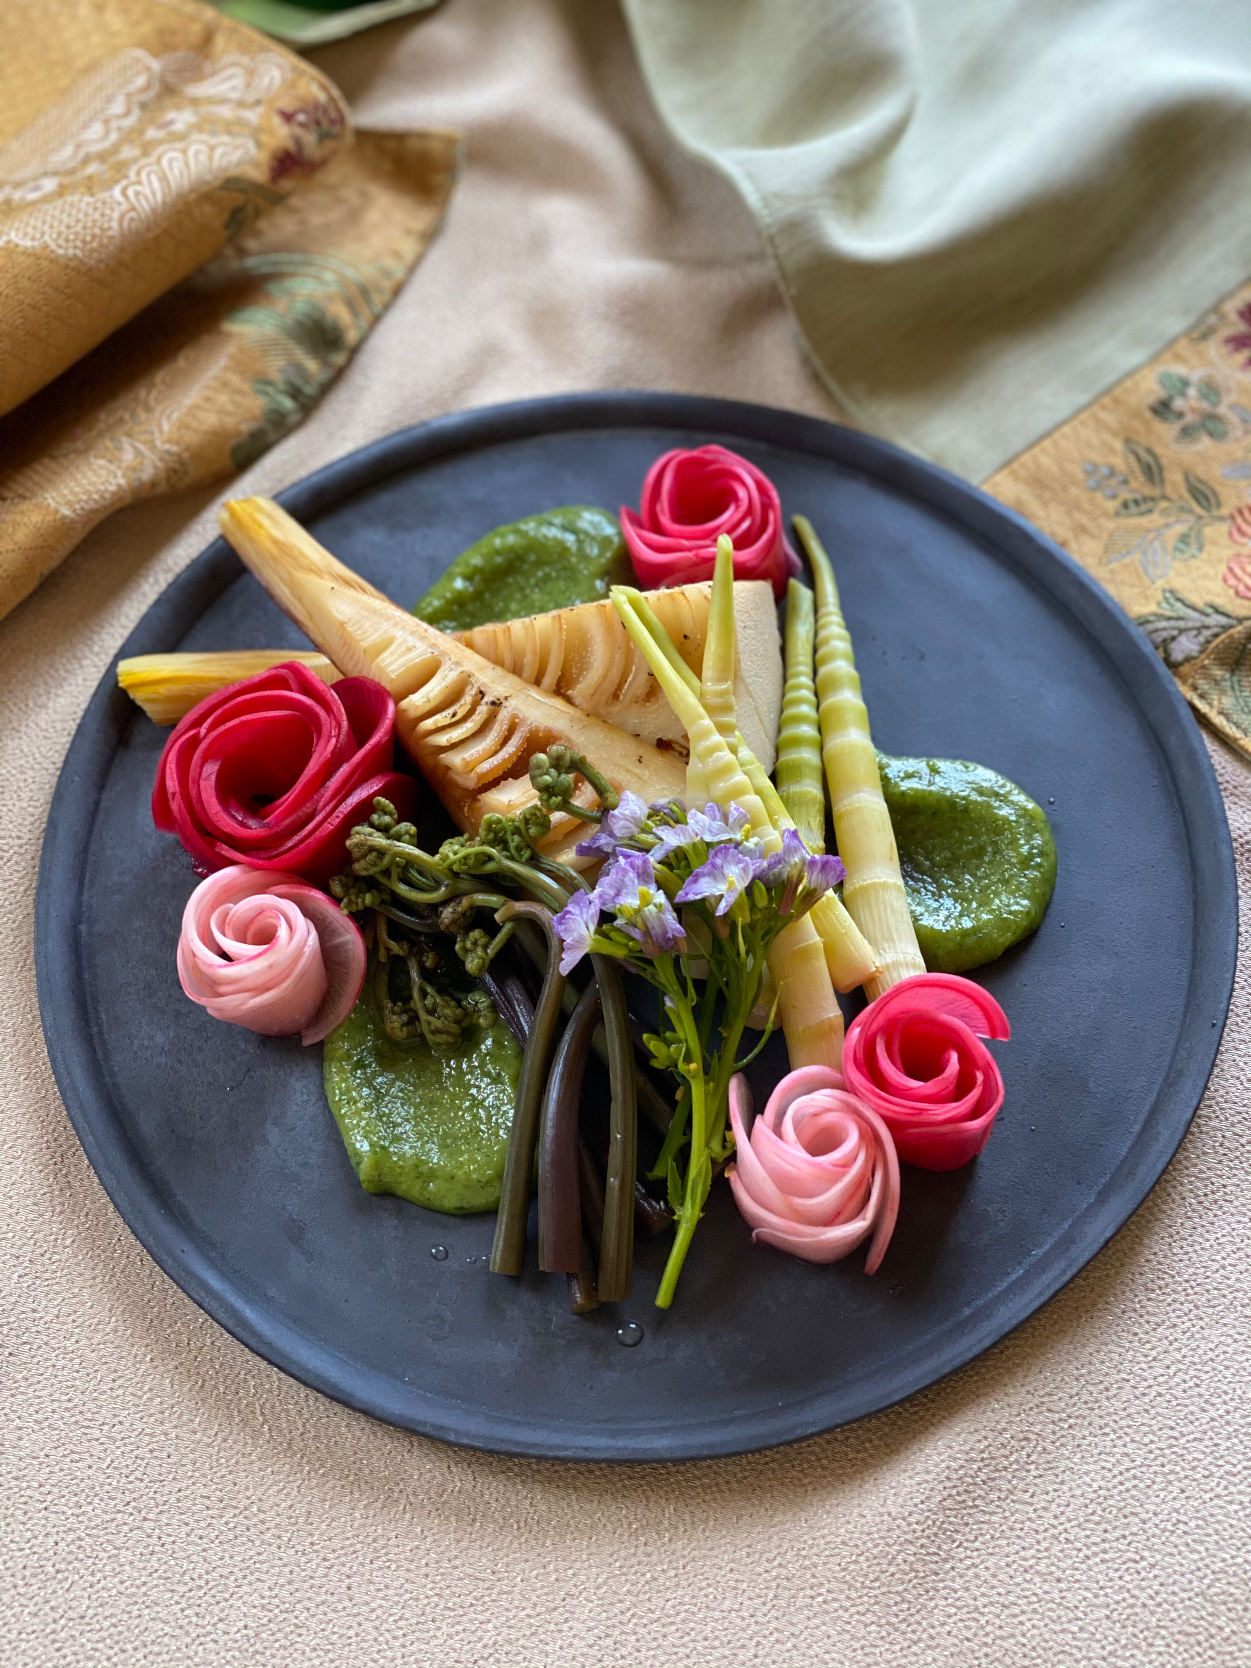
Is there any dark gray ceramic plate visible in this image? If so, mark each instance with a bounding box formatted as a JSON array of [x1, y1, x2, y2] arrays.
[[35, 394, 1236, 1462]]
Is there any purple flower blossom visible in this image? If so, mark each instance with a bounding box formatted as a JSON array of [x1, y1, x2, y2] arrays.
[[594, 847, 655, 912], [574, 790, 651, 858], [651, 801, 751, 860], [675, 842, 758, 916], [594, 848, 685, 958], [752, 828, 810, 888], [805, 852, 846, 892], [650, 819, 704, 860], [551, 889, 602, 975]]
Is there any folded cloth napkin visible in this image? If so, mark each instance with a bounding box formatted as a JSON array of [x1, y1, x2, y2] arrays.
[[209, 0, 442, 49], [0, 0, 457, 622], [622, 0, 1251, 485]]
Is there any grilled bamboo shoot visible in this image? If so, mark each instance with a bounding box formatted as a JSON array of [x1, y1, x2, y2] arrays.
[[118, 583, 783, 769], [218, 497, 685, 866]]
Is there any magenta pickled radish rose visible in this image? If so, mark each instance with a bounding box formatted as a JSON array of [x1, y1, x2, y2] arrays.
[[841, 974, 1011, 1171], [726, 1068, 900, 1270], [152, 660, 415, 883], [620, 444, 799, 597], [177, 865, 366, 1045]]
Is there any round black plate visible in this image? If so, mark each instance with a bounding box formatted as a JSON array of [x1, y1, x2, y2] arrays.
[[36, 394, 1236, 1462]]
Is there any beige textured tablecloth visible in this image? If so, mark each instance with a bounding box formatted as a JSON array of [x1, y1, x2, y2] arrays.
[[5, 4, 1248, 1663]]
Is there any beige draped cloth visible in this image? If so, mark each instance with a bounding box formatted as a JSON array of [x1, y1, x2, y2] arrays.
[[4, 4, 1248, 1665]]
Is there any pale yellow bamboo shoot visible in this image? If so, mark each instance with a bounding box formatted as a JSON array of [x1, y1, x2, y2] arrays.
[[117, 650, 339, 725], [218, 497, 685, 866], [797, 515, 925, 999], [612, 585, 844, 1069]]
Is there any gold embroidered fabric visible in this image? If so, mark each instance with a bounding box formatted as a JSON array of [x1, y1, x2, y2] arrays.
[[0, 0, 457, 622], [986, 281, 1251, 763]]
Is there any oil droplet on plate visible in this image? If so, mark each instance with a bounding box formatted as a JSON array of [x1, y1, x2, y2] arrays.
[[616, 1322, 644, 1348], [430, 1246, 448, 1261]]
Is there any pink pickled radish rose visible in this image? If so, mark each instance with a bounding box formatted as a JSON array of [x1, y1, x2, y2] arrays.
[[727, 1067, 899, 1271], [153, 660, 414, 883], [842, 973, 1011, 1171], [620, 445, 799, 597], [177, 865, 365, 1045]]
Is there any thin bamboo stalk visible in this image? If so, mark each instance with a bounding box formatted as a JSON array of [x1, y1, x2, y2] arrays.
[[795, 515, 925, 999], [620, 582, 878, 995], [774, 581, 826, 852], [613, 586, 843, 1069]]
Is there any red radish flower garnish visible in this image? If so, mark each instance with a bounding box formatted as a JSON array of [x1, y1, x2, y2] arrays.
[[620, 445, 798, 597], [177, 865, 366, 1045], [727, 1067, 900, 1271], [152, 660, 415, 883], [842, 973, 1011, 1171]]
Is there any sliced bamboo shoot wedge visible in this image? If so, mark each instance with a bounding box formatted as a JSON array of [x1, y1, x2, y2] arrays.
[[218, 497, 685, 867], [459, 578, 782, 769], [117, 584, 784, 769], [118, 650, 340, 726]]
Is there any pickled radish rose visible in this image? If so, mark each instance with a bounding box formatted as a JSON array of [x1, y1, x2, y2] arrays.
[[842, 973, 1011, 1171], [177, 865, 366, 1045], [727, 1068, 899, 1271], [620, 445, 799, 597], [152, 660, 414, 883]]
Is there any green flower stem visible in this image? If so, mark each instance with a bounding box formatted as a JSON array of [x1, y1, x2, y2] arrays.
[[709, 1006, 752, 1162], [655, 991, 709, 1310], [649, 1083, 691, 1181]]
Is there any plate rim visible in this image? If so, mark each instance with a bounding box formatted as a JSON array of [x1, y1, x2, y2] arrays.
[[35, 391, 1238, 1462]]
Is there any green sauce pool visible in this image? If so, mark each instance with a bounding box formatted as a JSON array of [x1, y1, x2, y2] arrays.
[[879, 752, 1057, 973], [413, 505, 631, 631], [324, 988, 522, 1215]]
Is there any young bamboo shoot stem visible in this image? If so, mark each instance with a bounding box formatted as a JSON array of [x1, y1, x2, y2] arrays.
[[618, 583, 878, 994], [795, 514, 925, 999], [612, 586, 844, 1069], [775, 581, 826, 852]]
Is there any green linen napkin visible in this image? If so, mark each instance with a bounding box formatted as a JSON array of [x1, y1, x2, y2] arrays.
[[622, 0, 1251, 481], [210, 0, 439, 47]]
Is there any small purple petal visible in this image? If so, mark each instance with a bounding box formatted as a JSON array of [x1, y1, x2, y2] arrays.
[[594, 846, 655, 913], [754, 828, 809, 887], [805, 852, 846, 891], [688, 804, 743, 844], [676, 843, 757, 915], [622, 893, 686, 958], [551, 889, 602, 975], [575, 826, 619, 858], [603, 791, 650, 841], [651, 819, 705, 860], [574, 790, 650, 857], [724, 803, 752, 839]]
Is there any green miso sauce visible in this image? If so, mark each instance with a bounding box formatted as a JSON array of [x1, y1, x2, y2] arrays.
[[879, 752, 1057, 973], [413, 506, 631, 631], [323, 984, 521, 1215]]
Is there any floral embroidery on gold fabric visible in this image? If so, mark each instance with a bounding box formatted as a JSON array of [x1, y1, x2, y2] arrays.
[[0, 131, 458, 623], [986, 280, 1251, 761]]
